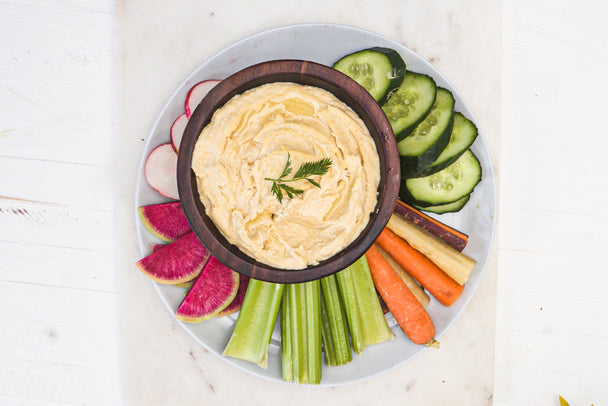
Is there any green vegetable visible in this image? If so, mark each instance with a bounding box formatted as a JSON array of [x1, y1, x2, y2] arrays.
[[398, 87, 455, 178], [336, 256, 394, 354], [223, 258, 392, 383], [416, 112, 478, 178], [280, 287, 293, 382], [332, 47, 406, 104], [222, 279, 284, 368], [320, 274, 352, 366], [281, 281, 322, 384], [382, 71, 437, 141], [414, 195, 470, 214], [401, 149, 482, 207], [265, 153, 332, 203]]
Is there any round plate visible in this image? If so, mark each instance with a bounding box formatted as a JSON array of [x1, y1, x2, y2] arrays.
[[134, 23, 497, 385]]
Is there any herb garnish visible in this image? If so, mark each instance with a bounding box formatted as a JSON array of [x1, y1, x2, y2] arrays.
[[265, 153, 332, 203]]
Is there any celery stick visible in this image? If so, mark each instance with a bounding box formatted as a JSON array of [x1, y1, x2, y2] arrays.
[[288, 283, 306, 382], [320, 274, 352, 366], [280, 287, 293, 382], [320, 296, 336, 366], [305, 280, 321, 383], [223, 279, 284, 368], [352, 255, 394, 348], [285, 281, 321, 384], [337, 256, 394, 354], [336, 266, 364, 354]]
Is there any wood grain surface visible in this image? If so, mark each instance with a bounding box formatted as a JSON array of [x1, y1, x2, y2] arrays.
[[0, 1, 119, 405], [495, 0, 608, 405]]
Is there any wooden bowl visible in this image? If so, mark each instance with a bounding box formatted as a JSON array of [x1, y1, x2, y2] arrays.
[[177, 60, 400, 283]]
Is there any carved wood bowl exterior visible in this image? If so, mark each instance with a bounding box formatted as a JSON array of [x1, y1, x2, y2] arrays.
[[177, 60, 400, 283]]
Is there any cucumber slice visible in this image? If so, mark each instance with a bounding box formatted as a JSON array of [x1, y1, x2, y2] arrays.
[[333, 47, 406, 104], [401, 149, 481, 206], [382, 71, 437, 141], [398, 87, 455, 177], [416, 112, 479, 177], [414, 195, 470, 214]]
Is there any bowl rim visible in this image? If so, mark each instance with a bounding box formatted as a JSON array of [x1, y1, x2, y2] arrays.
[[177, 59, 400, 283]]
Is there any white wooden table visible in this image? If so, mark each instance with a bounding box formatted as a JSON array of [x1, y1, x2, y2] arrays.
[[1, 1, 607, 405], [0, 1, 119, 404], [495, 1, 608, 405]]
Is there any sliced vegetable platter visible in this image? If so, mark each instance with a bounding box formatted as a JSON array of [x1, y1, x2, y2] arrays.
[[134, 23, 497, 385]]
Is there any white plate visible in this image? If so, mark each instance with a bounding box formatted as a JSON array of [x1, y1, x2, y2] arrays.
[[134, 23, 497, 385]]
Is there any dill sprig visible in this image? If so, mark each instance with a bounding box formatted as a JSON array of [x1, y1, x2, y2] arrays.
[[265, 153, 333, 203]]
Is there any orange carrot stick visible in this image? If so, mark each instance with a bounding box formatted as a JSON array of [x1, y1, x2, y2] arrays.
[[375, 228, 464, 306], [376, 245, 430, 307], [366, 245, 435, 345]]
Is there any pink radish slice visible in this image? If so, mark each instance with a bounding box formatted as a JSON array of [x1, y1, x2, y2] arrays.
[[150, 243, 166, 253], [148, 243, 195, 290], [144, 143, 179, 199], [136, 232, 210, 285], [176, 256, 239, 322], [138, 201, 191, 242], [170, 113, 188, 152], [184, 80, 221, 118], [216, 274, 250, 317]]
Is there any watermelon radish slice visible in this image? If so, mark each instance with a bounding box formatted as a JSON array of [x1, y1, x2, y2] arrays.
[[174, 281, 194, 289], [216, 274, 250, 317], [184, 80, 221, 118], [170, 113, 188, 152], [144, 143, 179, 199], [135, 232, 209, 284], [150, 244, 166, 253], [176, 256, 239, 322], [138, 201, 191, 242]]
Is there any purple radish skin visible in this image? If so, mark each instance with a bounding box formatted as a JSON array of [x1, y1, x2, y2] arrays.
[[138, 201, 191, 242], [176, 256, 239, 322], [184, 80, 221, 118], [170, 113, 188, 152], [136, 232, 209, 284], [144, 143, 179, 199]]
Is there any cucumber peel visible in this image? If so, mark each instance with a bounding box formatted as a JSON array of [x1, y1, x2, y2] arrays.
[[401, 149, 482, 206], [333, 47, 406, 104], [398, 87, 455, 177]]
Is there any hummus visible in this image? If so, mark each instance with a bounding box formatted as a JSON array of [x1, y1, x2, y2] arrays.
[[192, 82, 380, 269]]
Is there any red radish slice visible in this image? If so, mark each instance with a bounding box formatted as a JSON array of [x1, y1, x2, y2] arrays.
[[170, 113, 188, 152], [149, 242, 194, 290], [176, 256, 239, 322], [184, 80, 221, 118], [135, 232, 209, 285], [216, 274, 250, 317], [138, 201, 191, 242], [150, 243, 166, 253], [144, 143, 179, 199]]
